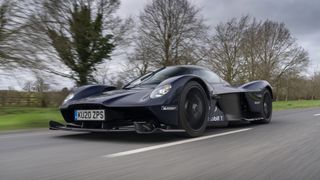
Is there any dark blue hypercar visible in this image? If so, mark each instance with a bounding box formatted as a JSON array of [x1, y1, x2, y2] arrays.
[[50, 65, 273, 137]]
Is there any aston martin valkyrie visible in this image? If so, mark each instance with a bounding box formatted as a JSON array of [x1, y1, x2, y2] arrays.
[[50, 65, 273, 137]]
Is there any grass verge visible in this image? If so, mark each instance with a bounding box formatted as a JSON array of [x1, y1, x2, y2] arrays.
[[273, 100, 320, 111], [0, 107, 63, 131]]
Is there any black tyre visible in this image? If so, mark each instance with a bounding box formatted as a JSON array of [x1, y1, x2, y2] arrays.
[[252, 89, 272, 124], [178, 81, 209, 137]]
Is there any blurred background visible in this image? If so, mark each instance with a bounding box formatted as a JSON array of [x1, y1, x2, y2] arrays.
[[1, 0, 320, 130]]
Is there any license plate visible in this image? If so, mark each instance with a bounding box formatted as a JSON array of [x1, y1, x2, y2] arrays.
[[74, 110, 105, 121]]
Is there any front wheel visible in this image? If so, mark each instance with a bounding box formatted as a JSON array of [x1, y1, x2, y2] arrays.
[[252, 89, 272, 124], [178, 81, 209, 137]]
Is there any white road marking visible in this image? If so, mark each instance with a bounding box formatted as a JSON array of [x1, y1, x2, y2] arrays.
[[313, 114, 320, 117], [103, 128, 252, 158]]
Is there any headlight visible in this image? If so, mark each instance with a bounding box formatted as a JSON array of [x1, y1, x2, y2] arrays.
[[63, 93, 74, 103], [150, 84, 172, 99]]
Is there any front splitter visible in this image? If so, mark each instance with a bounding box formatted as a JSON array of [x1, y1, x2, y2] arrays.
[[49, 121, 185, 134]]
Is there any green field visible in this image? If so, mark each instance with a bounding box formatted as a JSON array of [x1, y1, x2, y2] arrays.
[[273, 100, 320, 110], [0, 107, 63, 130], [1, 100, 320, 131]]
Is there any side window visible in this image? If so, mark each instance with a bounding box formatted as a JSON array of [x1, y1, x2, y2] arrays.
[[193, 70, 222, 84]]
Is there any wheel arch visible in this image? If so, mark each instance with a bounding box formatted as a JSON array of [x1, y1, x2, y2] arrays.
[[240, 80, 273, 100], [159, 75, 213, 101], [187, 77, 211, 101], [265, 85, 273, 100]]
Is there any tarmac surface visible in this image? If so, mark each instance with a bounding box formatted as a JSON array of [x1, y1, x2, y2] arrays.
[[1, 108, 320, 180]]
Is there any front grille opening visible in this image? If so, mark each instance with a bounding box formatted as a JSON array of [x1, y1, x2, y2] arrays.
[[61, 104, 160, 128]]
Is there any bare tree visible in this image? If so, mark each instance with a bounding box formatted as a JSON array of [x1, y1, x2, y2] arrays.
[[240, 18, 261, 81], [207, 16, 249, 83], [22, 81, 33, 92], [309, 71, 320, 100], [207, 16, 309, 86], [0, 0, 29, 68], [279, 71, 314, 101], [0, 0, 11, 63], [130, 0, 208, 69], [254, 20, 309, 83], [128, 36, 154, 76]]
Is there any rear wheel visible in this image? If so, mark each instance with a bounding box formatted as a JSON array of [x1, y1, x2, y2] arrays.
[[252, 89, 272, 124], [178, 81, 209, 137]]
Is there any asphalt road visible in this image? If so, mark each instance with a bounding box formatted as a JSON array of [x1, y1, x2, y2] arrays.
[[1, 108, 320, 180]]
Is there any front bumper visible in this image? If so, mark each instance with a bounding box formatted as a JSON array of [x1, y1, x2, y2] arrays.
[[60, 104, 179, 127], [49, 121, 185, 134]]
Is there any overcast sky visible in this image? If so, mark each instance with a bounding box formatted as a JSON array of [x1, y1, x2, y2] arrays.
[[119, 0, 320, 67], [1, 0, 319, 90]]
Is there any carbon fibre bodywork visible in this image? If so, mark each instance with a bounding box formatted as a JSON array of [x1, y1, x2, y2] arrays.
[[51, 65, 273, 133]]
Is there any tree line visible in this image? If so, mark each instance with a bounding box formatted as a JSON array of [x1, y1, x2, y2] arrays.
[[0, 0, 315, 100]]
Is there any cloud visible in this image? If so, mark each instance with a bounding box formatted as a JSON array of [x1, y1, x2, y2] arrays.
[[120, 0, 320, 71], [118, 0, 149, 18], [195, 0, 320, 34]]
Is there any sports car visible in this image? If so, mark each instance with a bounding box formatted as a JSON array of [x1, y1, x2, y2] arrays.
[[50, 65, 273, 137]]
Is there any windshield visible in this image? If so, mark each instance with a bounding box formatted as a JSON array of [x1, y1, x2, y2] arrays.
[[124, 67, 190, 88]]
